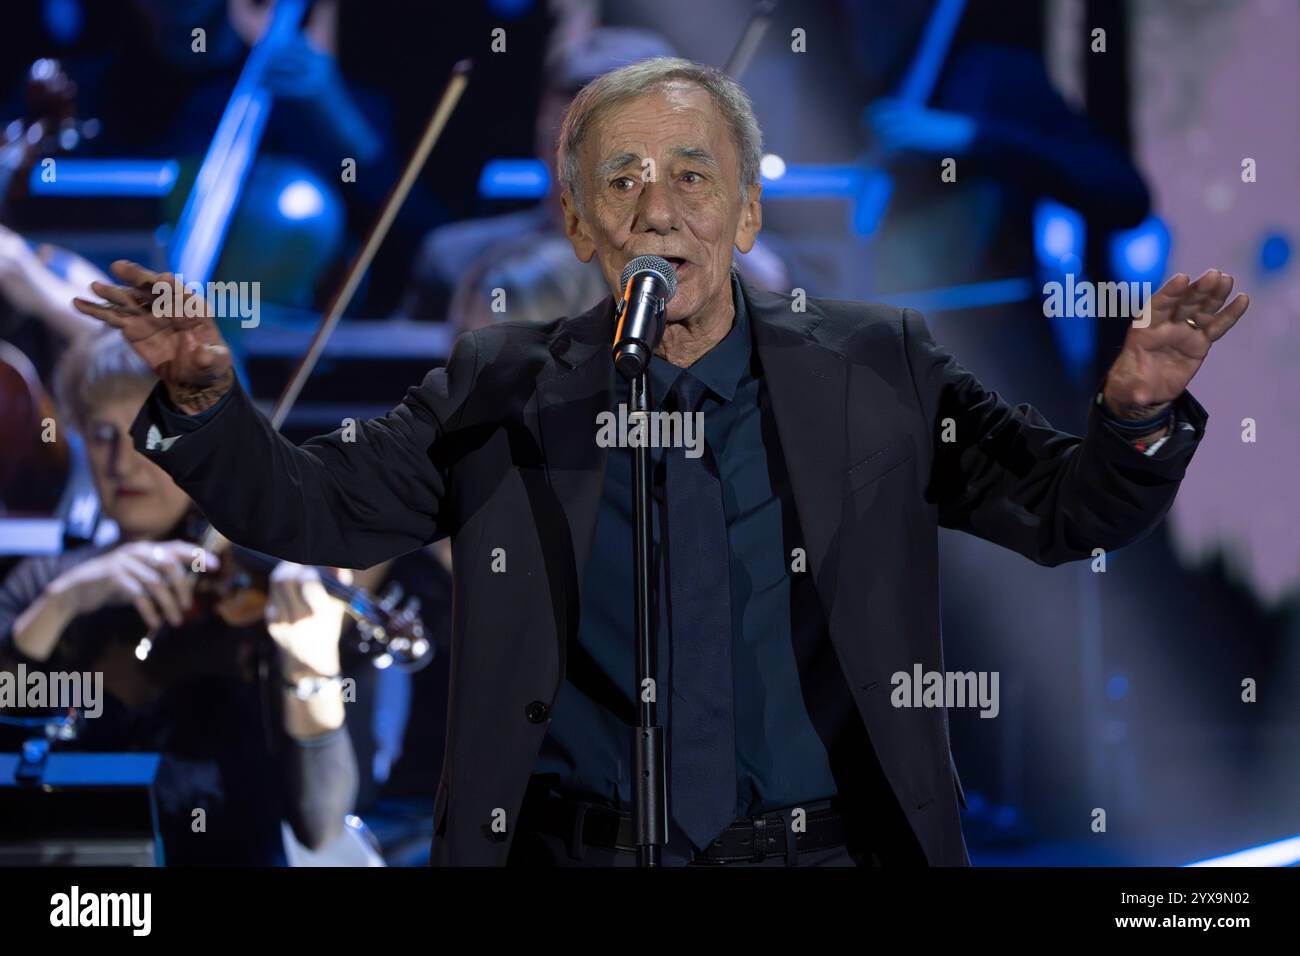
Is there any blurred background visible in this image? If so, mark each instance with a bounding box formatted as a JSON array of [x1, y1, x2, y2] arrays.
[[0, 0, 1295, 866]]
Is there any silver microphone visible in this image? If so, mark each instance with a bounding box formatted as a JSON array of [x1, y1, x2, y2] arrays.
[[613, 255, 677, 380]]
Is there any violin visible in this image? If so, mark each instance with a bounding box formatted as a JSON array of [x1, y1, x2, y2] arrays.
[[132, 517, 431, 674], [80, 507, 431, 717]]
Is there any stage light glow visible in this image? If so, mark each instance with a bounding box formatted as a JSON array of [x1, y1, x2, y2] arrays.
[[1187, 834, 1300, 867], [1105, 675, 1129, 701], [43, 0, 84, 44], [1259, 232, 1291, 273], [478, 159, 550, 199], [1110, 216, 1171, 283], [760, 154, 787, 180], [876, 277, 1036, 313], [1035, 200, 1085, 269], [277, 179, 326, 220], [27, 159, 179, 197]]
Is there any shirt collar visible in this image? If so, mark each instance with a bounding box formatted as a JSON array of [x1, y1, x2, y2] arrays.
[[646, 269, 750, 410]]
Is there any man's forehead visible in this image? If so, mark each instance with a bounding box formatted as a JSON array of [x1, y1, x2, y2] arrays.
[[585, 85, 734, 167]]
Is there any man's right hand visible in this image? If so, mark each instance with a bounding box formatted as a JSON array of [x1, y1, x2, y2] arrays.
[[72, 260, 234, 414]]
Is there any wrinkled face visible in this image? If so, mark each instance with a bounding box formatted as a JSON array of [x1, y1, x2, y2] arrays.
[[562, 82, 761, 325], [83, 387, 192, 540]]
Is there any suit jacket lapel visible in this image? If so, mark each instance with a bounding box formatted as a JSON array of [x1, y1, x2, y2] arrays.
[[536, 296, 616, 618], [746, 277, 849, 616]]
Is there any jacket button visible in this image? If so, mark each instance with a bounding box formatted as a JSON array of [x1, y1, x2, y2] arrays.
[[525, 700, 549, 723]]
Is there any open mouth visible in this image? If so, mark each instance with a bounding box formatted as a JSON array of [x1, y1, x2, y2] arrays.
[[664, 256, 689, 274]]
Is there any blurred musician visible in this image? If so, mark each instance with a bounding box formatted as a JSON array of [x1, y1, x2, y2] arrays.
[[0, 328, 358, 865]]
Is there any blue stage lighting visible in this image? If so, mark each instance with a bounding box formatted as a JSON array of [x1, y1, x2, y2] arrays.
[[478, 159, 550, 200], [28, 159, 180, 197], [1109, 216, 1171, 284], [1034, 199, 1085, 272], [1105, 674, 1129, 701], [1259, 231, 1291, 274]]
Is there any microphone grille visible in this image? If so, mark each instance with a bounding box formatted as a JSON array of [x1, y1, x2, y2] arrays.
[[620, 255, 678, 301]]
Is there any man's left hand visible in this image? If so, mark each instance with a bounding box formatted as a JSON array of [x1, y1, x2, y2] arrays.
[[1102, 268, 1249, 419]]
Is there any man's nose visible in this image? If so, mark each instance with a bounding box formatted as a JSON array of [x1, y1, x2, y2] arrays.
[[634, 176, 678, 233]]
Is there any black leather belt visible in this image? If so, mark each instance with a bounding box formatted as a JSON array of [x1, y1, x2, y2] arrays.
[[520, 788, 851, 864]]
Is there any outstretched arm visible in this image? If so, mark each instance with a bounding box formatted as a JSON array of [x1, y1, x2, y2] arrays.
[[905, 270, 1248, 565], [73, 260, 479, 569]]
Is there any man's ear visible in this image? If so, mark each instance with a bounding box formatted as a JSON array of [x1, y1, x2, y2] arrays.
[[561, 191, 596, 263], [733, 183, 763, 255]]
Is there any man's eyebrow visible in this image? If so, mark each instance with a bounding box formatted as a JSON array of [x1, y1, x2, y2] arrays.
[[596, 151, 641, 180], [595, 146, 720, 180], [669, 145, 719, 170]]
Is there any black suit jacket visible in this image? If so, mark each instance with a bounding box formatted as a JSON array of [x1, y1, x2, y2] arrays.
[[131, 275, 1206, 865]]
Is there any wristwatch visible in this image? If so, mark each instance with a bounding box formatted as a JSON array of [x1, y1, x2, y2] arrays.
[[283, 673, 343, 701]]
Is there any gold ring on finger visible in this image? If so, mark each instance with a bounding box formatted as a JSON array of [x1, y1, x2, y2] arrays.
[[1185, 316, 1201, 330]]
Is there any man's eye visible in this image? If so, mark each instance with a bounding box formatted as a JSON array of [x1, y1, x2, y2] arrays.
[[611, 176, 637, 192], [680, 171, 704, 185]]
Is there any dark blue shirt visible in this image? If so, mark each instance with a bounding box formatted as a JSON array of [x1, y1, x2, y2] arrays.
[[533, 272, 839, 818]]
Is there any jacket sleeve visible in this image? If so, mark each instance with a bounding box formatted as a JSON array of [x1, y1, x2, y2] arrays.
[[901, 307, 1207, 566], [280, 725, 360, 852], [128, 331, 481, 570]]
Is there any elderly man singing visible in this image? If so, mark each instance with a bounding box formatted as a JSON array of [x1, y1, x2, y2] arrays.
[[75, 58, 1248, 867]]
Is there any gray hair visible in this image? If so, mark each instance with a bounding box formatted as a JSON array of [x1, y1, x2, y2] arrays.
[[557, 57, 763, 211], [53, 328, 156, 433]]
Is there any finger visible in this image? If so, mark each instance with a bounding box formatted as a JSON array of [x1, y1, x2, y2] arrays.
[[120, 554, 184, 627], [117, 573, 162, 631], [1147, 273, 1191, 320], [150, 546, 194, 611], [1201, 272, 1235, 316], [164, 541, 221, 573], [71, 296, 127, 328], [131, 556, 185, 628], [89, 279, 145, 311], [1173, 268, 1219, 323], [110, 259, 162, 290], [1203, 292, 1250, 342]]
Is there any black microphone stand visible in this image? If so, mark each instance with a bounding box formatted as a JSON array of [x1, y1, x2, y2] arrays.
[[614, 297, 668, 867]]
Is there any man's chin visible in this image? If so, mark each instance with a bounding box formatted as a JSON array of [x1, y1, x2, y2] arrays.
[[664, 289, 703, 323]]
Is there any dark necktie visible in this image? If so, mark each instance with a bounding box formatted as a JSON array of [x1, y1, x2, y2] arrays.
[[662, 372, 737, 852]]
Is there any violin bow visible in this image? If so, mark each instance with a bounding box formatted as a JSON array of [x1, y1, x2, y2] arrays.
[[723, 0, 778, 79], [269, 59, 472, 431], [194, 59, 472, 557]]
